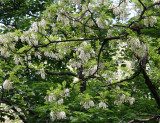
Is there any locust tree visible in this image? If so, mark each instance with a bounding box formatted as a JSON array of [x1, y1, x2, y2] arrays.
[[0, 0, 160, 122]]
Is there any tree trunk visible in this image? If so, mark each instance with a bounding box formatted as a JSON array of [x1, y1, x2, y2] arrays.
[[141, 67, 160, 108]]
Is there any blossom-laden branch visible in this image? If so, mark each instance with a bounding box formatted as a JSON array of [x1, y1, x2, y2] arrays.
[[0, 99, 27, 123], [97, 33, 128, 74], [129, 2, 160, 27], [128, 114, 160, 123], [106, 68, 141, 87]]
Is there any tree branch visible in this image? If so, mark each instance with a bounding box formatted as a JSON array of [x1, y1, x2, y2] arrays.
[[128, 114, 160, 123], [46, 71, 77, 77], [138, 0, 146, 9]]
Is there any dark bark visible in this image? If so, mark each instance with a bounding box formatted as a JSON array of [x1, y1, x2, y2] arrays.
[[141, 66, 160, 108], [80, 80, 86, 93], [78, 66, 87, 93], [129, 114, 160, 123]]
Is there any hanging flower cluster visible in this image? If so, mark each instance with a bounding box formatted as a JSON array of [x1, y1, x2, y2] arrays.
[[50, 110, 66, 121], [99, 101, 107, 109], [3, 80, 13, 90], [144, 16, 157, 27], [128, 38, 148, 58], [80, 100, 94, 109]]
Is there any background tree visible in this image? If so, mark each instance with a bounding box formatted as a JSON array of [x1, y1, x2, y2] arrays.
[[0, 0, 160, 122]]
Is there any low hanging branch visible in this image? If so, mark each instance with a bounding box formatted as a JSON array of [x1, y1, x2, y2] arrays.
[[128, 114, 160, 123]]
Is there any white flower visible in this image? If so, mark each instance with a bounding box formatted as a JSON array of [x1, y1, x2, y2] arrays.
[[41, 19, 46, 27], [39, 68, 45, 79], [150, 16, 157, 27], [14, 56, 22, 64], [96, 18, 104, 28], [33, 40, 38, 46], [50, 110, 56, 121], [153, 0, 160, 3], [38, 55, 41, 60], [89, 100, 94, 107], [14, 36, 18, 42], [99, 101, 107, 109], [113, 7, 121, 16], [28, 55, 31, 60], [32, 22, 38, 32], [120, 94, 126, 102], [89, 65, 97, 75], [57, 98, 63, 105], [48, 93, 56, 102], [44, 51, 49, 57], [44, 61, 47, 64], [129, 97, 135, 105], [3, 80, 13, 90], [57, 111, 66, 120], [83, 102, 90, 109], [64, 88, 70, 97], [73, 77, 79, 83]]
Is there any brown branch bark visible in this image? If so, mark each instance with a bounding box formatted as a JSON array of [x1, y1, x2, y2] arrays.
[[140, 66, 160, 108], [128, 114, 160, 123]]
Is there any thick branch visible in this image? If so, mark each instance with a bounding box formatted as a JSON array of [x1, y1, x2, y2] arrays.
[[129, 115, 160, 123], [138, 0, 146, 9], [140, 66, 160, 108]]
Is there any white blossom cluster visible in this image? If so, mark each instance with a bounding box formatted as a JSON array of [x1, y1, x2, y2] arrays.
[[20, 32, 39, 47], [14, 55, 22, 65], [80, 100, 94, 109], [112, 2, 129, 21], [144, 16, 157, 27], [45, 93, 56, 102], [45, 88, 70, 103], [129, 97, 135, 105], [50, 110, 66, 121], [75, 41, 95, 64], [96, 18, 109, 28], [0, 48, 10, 58], [57, 13, 70, 25], [57, 98, 64, 105], [64, 88, 70, 97], [43, 50, 63, 60], [3, 80, 13, 90], [34, 51, 42, 60], [31, 19, 46, 32], [128, 38, 148, 58], [152, 0, 160, 3], [99, 101, 107, 109], [95, 0, 108, 5], [82, 65, 97, 77], [114, 94, 135, 105], [37, 68, 45, 79], [69, 0, 81, 5], [31, 22, 39, 32], [114, 94, 126, 105]]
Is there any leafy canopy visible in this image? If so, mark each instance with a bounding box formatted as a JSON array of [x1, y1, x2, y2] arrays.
[[0, 0, 160, 122]]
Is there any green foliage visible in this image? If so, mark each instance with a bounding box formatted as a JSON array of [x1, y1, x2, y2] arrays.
[[0, 0, 160, 122]]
